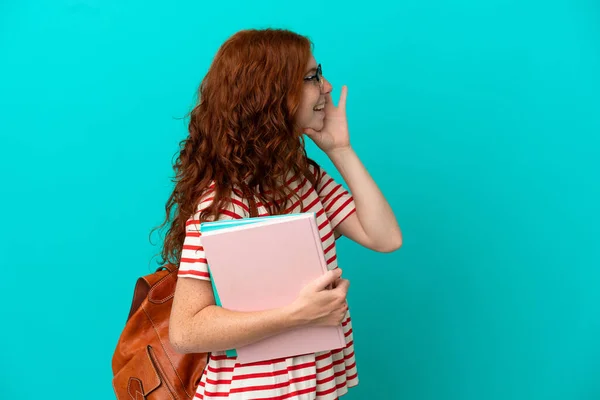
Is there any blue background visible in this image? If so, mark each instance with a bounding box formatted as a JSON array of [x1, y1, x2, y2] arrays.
[[1, 1, 599, 399]]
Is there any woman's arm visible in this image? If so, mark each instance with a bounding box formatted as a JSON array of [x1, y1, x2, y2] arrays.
[[169, 278, 295, 354], [327, 147, 402, 253], [169, 268, 348, 354], [303, 86, 402, 253]]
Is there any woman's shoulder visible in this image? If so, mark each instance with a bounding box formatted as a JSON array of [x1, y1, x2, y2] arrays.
[[306, 159, 322, 176], [193, 184, 251, 219]]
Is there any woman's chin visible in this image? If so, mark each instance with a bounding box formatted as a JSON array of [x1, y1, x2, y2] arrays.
[[300, 121, 324, 134], [311, 121, 325, 132]]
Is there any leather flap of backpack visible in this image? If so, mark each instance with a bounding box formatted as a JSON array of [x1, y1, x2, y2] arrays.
[[112, 346, 162, 399]]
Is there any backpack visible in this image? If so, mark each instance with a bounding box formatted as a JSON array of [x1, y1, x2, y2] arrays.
[[112, 264, 208, 399]]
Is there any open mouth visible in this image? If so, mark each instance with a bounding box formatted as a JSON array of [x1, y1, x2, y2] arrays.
[[313, 104, 325, 112]]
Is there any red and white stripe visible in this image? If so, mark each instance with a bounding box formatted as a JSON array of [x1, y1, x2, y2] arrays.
[[179, 164, 358, 399]]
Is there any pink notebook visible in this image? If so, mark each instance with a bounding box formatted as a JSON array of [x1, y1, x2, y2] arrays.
[[200, 212, 346, 364]]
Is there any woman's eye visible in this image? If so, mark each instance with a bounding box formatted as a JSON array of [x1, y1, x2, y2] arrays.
[[304, 75, 318, 81]]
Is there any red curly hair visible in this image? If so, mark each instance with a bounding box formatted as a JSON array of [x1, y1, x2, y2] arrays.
[[155, 28, 321, 266]]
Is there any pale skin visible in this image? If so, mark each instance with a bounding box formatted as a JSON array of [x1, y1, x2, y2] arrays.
[[169, 54, 402, 354], [301, 55, 403, 253]]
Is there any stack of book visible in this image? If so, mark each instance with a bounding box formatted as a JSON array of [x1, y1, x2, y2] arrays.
[[200, 213, 346, 364]]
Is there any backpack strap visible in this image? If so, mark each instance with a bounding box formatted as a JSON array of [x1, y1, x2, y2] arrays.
[[160, 264, 175, 273], [248, 195, 258, 217], [126, 264, 176, 321]]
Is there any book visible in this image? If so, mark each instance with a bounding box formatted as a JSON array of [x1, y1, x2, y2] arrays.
[[200, 212, 346, 364]]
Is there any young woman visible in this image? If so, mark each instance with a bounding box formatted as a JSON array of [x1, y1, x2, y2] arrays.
[[161, 28, 402, 400]]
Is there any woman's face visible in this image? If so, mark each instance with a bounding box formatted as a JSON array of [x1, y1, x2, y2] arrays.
[[295, 54, 333, 133]]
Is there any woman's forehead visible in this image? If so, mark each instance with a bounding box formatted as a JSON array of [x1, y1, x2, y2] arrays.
[[306, 55, 318, 72]]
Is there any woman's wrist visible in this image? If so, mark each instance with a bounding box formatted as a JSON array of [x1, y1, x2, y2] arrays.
[[326, 146, 355, 162], [281, 302, 311, 329]]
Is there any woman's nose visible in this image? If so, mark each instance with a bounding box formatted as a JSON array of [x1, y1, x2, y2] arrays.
[[321, 77, 333, 94]]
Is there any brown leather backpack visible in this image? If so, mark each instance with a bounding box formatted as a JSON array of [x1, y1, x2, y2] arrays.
[[112, 264, 208, 399]]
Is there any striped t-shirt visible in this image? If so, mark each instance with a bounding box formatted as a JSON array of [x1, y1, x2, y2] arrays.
[[178, 164, 359, 400]]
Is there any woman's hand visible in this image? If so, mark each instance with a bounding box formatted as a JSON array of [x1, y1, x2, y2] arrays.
[[287, 268, 349, 327], [304, 86, 351, 155]]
